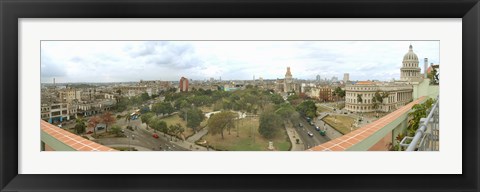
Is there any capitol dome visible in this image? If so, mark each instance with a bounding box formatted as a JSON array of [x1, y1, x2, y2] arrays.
[[403, 45, 418, 61]]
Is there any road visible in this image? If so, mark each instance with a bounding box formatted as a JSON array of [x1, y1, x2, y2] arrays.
[[95, 126, 188, 151], [293, 118, 331, 149]]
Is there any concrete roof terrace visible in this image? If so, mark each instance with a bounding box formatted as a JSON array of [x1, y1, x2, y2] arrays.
[[308, 96, 427, 151], [41, 120, 116, 151]]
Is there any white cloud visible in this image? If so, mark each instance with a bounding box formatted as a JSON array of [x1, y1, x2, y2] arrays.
[[40, 41, 439, 83]]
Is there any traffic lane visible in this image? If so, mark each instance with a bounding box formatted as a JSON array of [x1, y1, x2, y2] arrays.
[[293, 126, 314, 149], [134, 128, 188, 151], [125, 128, 188, 151], [299, 119, 330, 146], [294, 123, 320, 149], [308, 121, 331, 144]]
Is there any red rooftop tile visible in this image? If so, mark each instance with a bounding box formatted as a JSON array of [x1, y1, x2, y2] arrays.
[[41, 120, 116, 151]]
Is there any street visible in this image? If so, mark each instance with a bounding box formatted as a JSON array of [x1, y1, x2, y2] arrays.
[[293, 118, 331, 149], [95, 119, 188, 151]]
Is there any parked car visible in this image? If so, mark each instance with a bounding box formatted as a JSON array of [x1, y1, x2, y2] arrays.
[[299, 123, 303, 127], [314, 126, 320, 131], [86, 131, 93, 134], [152, 133, 159, 139]]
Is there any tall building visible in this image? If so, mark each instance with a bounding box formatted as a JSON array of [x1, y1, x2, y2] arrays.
[[275, 67, 298, 93], [284, 67, 293, 92], [400, 45, 421, 81], [343, 73, 350, 82], [179, 77, 189, 92], [316, 74, 321, 81]]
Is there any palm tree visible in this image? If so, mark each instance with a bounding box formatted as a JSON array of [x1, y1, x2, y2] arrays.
[[74, 118, 87, 134]]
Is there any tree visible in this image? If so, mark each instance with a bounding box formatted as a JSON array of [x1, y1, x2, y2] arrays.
[[180, 107, 204, 132], [110, 125, 123, 137], [296, 100, 317, 119], [74, 118, 86, 134], [428, 67, 439, 85], [270, 94, 284, 105], [140, 92, 150, 102], [357, 94, 363, 103], [150, 119, 168, 132], [207, 111, 236, 139], [259, 109, 283, 139], [141, 112, 155, 129], [87, 116, 102, 137], [407, 98, 434, 136], [168, 123, 184, 141], [152, 102, 175, 116], [275, 103, 296, 122], [287, 94, 302, 106], [124, 114, 131, 125], [101, 112, 116, 133]]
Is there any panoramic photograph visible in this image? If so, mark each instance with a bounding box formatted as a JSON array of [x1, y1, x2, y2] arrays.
[[40, 41, 439, 151]]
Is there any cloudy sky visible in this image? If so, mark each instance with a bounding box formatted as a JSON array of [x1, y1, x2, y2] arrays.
[[41, 41, 439, 83]]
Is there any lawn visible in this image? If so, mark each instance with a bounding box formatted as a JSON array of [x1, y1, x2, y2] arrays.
[[158, 114, 195, 139], [322, 114, 357, 135], [199, 117, 291, 151], [316, 105, 333, 113]]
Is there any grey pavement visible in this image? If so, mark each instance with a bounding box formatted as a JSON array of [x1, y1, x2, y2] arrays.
[[285, 126, 305, 151], [186, 128, 208, 143]]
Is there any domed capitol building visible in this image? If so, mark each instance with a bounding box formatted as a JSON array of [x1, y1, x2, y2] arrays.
[[345, 45, 439, 113]]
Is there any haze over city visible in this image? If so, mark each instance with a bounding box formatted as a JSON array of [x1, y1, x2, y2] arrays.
[[41, 41, 439, 83]]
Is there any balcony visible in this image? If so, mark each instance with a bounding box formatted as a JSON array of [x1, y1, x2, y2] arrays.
[[308, 96, 430, 151]]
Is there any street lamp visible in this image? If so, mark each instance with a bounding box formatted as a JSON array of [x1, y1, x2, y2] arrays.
[[128, 134, 135, 151]]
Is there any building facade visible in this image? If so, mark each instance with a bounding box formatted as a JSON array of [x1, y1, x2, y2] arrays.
[[179, 77, 189, 92], [276, 67, 298, 93], [318, 86, 334, 102], [343, 73, 350, 82], [345, 81, 413, 113], [400, 45, 422, 82]]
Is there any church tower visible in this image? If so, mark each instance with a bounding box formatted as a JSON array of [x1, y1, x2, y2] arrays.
[[284, 67, 293, 92]]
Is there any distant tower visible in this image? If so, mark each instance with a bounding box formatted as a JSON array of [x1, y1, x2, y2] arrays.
[[400, 45, 421, 81], [424, 58, 428, 78], [284, 67, 293, 93], [179, 77, 189, 92], [343, 73, 350, 82], [53, 78, 55, 86], [316, 75, 321, 81], [253, 75, 255, 81]]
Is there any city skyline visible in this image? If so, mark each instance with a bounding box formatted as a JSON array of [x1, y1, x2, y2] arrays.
[[41, 41, 440, 83]]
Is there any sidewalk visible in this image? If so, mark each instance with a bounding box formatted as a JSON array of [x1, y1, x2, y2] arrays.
[[285, 126, 305, 151]]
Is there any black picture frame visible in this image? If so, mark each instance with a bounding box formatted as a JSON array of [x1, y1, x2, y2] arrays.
[[1, 0, 479, 191]]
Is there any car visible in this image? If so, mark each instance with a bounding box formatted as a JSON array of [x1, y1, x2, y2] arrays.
[[299, 123, 303, 127], [314, 126, 320, 131], [96, 127, 105, 130], [307, 132, 314, 137], [86, 131, 93, 134], [309, 121, 314, 126], [153, 133, 159, 139]]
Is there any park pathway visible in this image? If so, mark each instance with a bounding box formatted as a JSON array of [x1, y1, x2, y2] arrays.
[[186, 128, 208, 143]]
